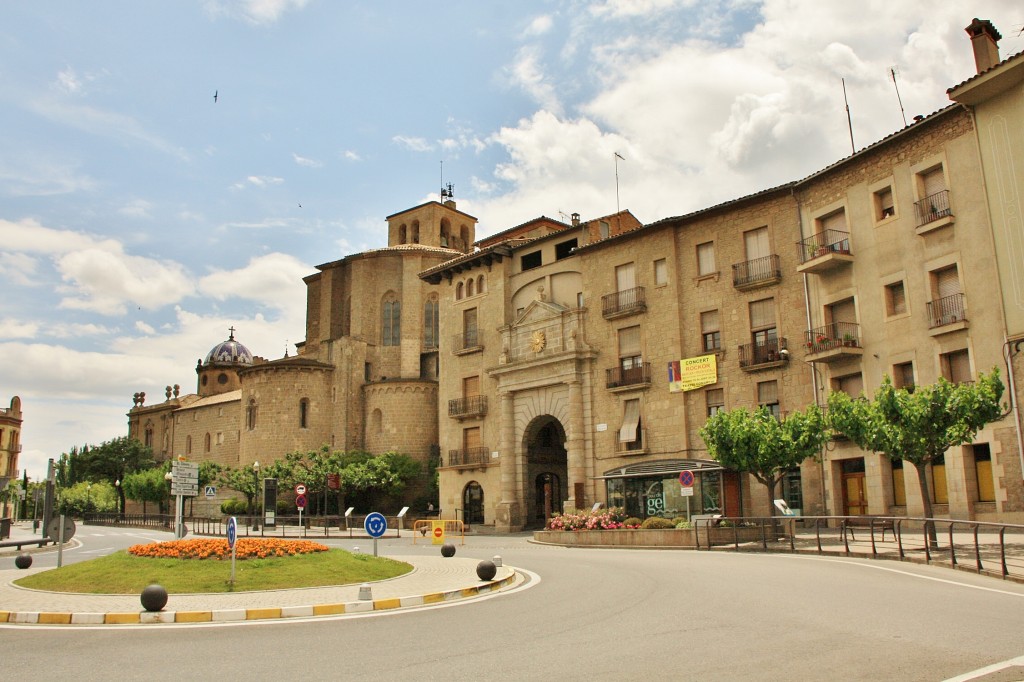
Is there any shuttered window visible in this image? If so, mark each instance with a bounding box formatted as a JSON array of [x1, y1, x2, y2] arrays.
[[618, 325, 641, 359], [922, 167, 946, 196], [463, 375, 480, 398], [886, 282, 906, 315], [463, 426, 481, 451], [819, 209, 847, 233], [615, 262, 636, 292], [744, 227, 770, 260], [836, 373, 864, 398], [934, 266, 961, 298], [619, 399, 640, 443], [944, 349, 972, 384], [697, 242, 716, 276], [749, 299, 776, 330]]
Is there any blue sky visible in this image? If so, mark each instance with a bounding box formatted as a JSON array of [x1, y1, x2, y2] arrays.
[[2, 0, 1021, 481]]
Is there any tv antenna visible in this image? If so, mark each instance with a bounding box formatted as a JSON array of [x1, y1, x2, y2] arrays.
[[614, 152, 625, 214], [842, 78, 855, 155], [889, 66, 908, 127]]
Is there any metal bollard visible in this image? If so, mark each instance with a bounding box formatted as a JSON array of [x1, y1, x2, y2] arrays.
[[492, 555, 502, 567], [358, 583, 372, 600]]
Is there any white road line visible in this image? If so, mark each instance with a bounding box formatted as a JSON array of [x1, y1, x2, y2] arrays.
[[942, 654, 1024, 681]]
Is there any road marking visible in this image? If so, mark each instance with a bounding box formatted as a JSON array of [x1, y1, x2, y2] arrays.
[[942, 654, 1024, 681]]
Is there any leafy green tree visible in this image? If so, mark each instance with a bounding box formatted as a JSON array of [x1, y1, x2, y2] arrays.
[[338, 451, 421, 510], [218, 467, 261, 519], [122, 466, 172, 515], [827, 371, 1004, 531], [700, 405, 828, 517], [76, 437, 155, 515], [57, 481, 117, 516]]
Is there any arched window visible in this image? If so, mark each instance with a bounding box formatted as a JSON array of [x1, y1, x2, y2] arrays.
[[144, 424, 153, 448], [440, 219, 451, 248], [455, 282, 464, 300], [382, 296, 401, 346], [460, 225, 470, 251], [424, 296, 439, 349], [186, 436, 192, 455], [466, 278, 475, 297], [371, 408, 383, 435], [477, 275, 485, 293], [411, 220, 420, 243], [463, 482, 484, 524], [246, 399, 258, 430], [398, 224, 407, 244], [299, 398, 309, 428], [204, 433, 211, 452]]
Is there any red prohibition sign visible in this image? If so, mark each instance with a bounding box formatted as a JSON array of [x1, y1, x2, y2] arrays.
[[433, 526, 443, 538], [679, 470, 695, 487]]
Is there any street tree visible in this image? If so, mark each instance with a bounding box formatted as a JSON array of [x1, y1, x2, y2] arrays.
[[700, 404, 828, 517], [76, 437, 155, 516], [827, 370, 1004, 533], [122, 465, 173, 515]]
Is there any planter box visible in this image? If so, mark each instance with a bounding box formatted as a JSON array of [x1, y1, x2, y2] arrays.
[[535, 528, 696, 547]]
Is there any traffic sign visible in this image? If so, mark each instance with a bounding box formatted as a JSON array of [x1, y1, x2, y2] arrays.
[[431, 522, 445, 545], [295, 494, 307, 510], [679, 470, 695, 487], [227, 516, 237, 549], [205, 485, 217, 498], [295, 484, 306, 495], [364, 512, 387, 538]]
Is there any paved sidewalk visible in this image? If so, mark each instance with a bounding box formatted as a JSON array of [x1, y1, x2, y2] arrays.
[[0, 522, 522, 626]]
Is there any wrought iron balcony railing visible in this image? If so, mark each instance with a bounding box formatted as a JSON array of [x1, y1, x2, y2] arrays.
[[914, 189, 952, 226], [797, 229, 852, 264], [452, 329, 482, 352], [738, 337, 788, 369], [732, 254, 782, 288], [605, 362, 652, 389], [445, 446, 490, 468], [448, 395, 488, 418], [804, 322, 861, 353], [927, 293, 966, 328], [602, 286, 646, 319]]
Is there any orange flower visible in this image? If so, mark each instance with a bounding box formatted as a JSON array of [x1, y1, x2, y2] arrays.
[[127, 538, 328, 560]]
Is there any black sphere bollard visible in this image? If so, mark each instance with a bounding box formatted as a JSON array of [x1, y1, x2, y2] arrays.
[[14, 553, 32, 569], [440, 543, 456, 558], [140, 584, 169, 612], [476, 559, 497, 581]]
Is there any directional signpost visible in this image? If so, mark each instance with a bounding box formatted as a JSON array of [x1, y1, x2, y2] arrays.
[[365, 511, 387, 556], [171, 461, 198, 539]]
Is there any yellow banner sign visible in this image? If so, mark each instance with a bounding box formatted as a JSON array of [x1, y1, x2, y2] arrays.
[[668, 354, 718, 392]]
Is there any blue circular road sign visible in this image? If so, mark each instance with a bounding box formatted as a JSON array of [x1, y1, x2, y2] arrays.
[[364, 511, 387, 538], [227, 516, 237, 549]]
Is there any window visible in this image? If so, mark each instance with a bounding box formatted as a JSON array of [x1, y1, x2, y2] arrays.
[[555, 239, 578, 260], [463, 307, 479, 348], [875, 186, 895, 220], [521, 251, 542, 271], [973, 444, 995, 502], [364, 362, 372, 382], [600, 221, 610, 239], [654, 259, 667, 286], [834, 373, 864, 399], [920, 166, 947, 198], [749, 298, 777, 347], [463, 426, 481, 456], [299, 398, 309, 428], [424, 296, 439, 349], [618, 325, 642, 371], [477, 275, 485, 293], [744, 226, 770, 260], [467, 278, 475, 297], [186, 436, 192, 455], [697, 242, 716, 276], [893, 362, 915, 391], [942, 349, 972, 384], [144, 426, 153, 448], [705, 388, 724, 418], [885, 281, 907, 316], [615, 262, 636, 292], [576, 292, 584, 309], [931, 454, 948, 504], [216, 432, 224, 445], [891, 459, 907, 506], [929, 265, 963, 326], [463, 375, 480, 398], [781, 469, 803, 513], [618, 398, 642, 448], [382, 297, 401, 346], [455, 282, 464, 300], [246, 399, 257, 430], [204, 433, 211, 452], [757, 381, 780, 419], [817, 208, 848, 235], [827, 297, 857, 343], [701, 310, 721, 352]]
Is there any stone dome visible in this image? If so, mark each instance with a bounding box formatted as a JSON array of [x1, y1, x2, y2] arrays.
[[204, 328, 254, 367]]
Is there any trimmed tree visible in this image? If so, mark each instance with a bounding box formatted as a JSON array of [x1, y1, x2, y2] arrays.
[[827, 370, 1004, 536], [700, 405, 828, 517]]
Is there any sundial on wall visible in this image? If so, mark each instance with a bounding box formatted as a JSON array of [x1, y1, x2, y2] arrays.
[[530, 330, 546, 352]]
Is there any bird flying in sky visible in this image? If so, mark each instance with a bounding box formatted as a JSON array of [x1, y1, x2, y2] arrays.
[[213, 90, 218, 103]]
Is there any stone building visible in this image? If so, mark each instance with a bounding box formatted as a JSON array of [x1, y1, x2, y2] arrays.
[[1, 395, 22, 516]]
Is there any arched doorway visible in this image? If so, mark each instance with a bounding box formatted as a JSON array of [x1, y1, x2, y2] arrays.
[[523, 416, 568, 527], [463, 481, 484, 524]]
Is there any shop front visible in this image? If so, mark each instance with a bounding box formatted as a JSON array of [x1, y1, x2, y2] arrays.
[[601, 459, 742, 521]]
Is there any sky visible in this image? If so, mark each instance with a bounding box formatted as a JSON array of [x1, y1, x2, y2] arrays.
[[2, 0, 1022, 482]]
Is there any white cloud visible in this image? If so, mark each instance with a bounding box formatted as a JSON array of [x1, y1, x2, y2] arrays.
[[0, 218, 119, 255], [341, 149, 362, 161], [203, 0, 310, 25], [505, 46, 562, 115], [240, 175, 285, 188], [292, 152, 323, 168], [135, 320, 156, 335], [0, 252, 39, 286], [0, 318, 39, 339], [589, 0, 694, 19], [0, 156, 96, 197], [523, 14, 554, 37], [53, 67, 83, 95], [118, 198, 153, 219], [56, 248, 196, 315], [392, 135, 434, 152], [198, 252, 310, 311]]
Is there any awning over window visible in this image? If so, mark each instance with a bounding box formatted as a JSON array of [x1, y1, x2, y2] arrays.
[[618, 398, 640, 443], [596, 458, 724, 480]]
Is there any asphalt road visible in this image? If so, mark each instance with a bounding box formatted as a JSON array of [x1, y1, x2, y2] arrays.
[[5, 527, 1024, 681]]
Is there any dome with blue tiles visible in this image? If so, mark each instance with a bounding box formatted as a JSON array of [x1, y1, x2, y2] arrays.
[[204, 328, 254, 367]]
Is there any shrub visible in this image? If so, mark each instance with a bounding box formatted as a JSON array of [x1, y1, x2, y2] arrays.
[[675, 520, 692, 529], [546, 507, 631, 531], [220, 498, 247, 515], [623, 517, 642, 528], [641, 516, 676, 530]]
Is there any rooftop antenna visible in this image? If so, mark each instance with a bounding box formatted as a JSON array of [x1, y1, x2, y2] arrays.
[[614, 152, 625, 214], [889, 66, 908, 127], [842, 78, 856, 155]]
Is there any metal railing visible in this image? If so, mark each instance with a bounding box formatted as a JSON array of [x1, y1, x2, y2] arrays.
[[804, 321, 861, 353], [601, 286, 646, 318], [732, 254, 781, 287], [914, 189, 952, 226], [796, 229, 852, 263], [738, 337, 787, 368], [445, 446, 490, 467], [927, 292, 966, 328], [84, 512, 424, 539], [452, 329, 481, 352], [605, 362, 651, 388], [692, 515, 1024, 582], [448, 395, 488, 418]]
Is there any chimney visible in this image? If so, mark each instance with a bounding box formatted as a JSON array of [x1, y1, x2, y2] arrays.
[[966, 18, 1001, 74], [571, 212, 580, 227]]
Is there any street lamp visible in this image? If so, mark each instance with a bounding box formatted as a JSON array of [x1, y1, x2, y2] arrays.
[[252, 461, 261, 531], [86, 483, 91, 517], [114, 479, 121, 519]]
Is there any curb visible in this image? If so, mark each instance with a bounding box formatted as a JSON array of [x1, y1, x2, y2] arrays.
[[0, 569, 518, 626]]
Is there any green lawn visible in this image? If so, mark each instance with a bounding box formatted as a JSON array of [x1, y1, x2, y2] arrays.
[[14, 549, 412, 594]]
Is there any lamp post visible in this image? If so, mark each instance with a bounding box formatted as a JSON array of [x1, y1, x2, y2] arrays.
[[114, 479, 121, 520], [252, 461, 260, 531], [86, 483, 91, 519]]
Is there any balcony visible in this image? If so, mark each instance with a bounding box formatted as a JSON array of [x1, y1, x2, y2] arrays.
[[444, 446, 491, 469], [927, 293, 969, 336], [732, 254, 782, 291], [605, 362, 652, 390], [804, 322, 864, 363], [602, 286, 646, 320], [914, 190, 954, 234], [448, 395, 488, 419], [738, 337, 788, 371], [452, 329, 482, 355], [796, 229, 854, 274]]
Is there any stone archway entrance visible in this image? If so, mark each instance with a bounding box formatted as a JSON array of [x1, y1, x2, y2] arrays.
[[524, 416, 568, 527]]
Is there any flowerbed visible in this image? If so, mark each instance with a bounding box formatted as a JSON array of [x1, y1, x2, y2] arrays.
[[127, 538, 329, 560], [546, 507, 639, 531]]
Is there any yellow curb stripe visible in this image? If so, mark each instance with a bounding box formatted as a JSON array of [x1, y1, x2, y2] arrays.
[[460, 587, 480, 598], [422, 592, 445, 604], [105, 613, 141, 624], [0, 611, 10, 622], [175, 611, 213, 623], [373, 598, 401, 610], [38, 613, 72, 624], [312, 603, 346, 616], [246, 608, 281, 621]]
